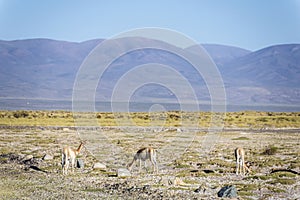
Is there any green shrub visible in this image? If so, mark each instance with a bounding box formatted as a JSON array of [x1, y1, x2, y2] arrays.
[[232, 137, 250, 140], [13, 111, 29, 118], [262, 146, 278, 155]]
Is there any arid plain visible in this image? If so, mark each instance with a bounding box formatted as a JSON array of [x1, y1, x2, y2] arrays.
[[0, 110, 299, 199]]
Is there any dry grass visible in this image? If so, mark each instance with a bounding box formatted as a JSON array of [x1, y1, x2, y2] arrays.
[[1, 110, 300, 128]]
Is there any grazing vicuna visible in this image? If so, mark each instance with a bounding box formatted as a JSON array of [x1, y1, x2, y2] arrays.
[[127, 147, 158, 173], [62, 142, 84, 175], [234, 147, 251, 176]]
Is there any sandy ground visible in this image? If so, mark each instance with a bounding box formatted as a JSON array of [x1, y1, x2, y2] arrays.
[[0, 126, 299, 199]]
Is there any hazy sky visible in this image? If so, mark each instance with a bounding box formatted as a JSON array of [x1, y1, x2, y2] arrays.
[[0, 0, 299, 50]]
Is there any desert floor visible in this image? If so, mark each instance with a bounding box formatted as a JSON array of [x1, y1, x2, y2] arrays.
[[0, 123, 299, 199]]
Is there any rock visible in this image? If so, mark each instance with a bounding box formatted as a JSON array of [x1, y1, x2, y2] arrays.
[[22, 155, 41, 165], [194, 188, 201, 193], [77, 159, 84, 168], [117, 168, 131, 177], [93, 162, 107, 170], [28, 165, 48, 173], [3, 153, 23, 163], [217, 185, 237, 198], [194, 184, 207, 194], [176, 128, 183, 132], [42, 154, 53, 160], [203, 169, 215, 174], [23, 154, 33, 161], [173, 177, 187, 186], [159, 176, 174, 186]]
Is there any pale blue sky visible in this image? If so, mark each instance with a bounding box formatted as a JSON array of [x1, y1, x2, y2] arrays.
[[0, 0, 299, 50]]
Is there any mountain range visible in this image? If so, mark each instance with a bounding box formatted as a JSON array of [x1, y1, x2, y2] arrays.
[[0, 38, 300, 106]]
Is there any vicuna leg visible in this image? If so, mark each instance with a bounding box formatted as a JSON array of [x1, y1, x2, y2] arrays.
[[62, 156, 69, 175], [235, 153, 240, 175], [235, 147, 247, 176], [150, 152, 158, 173], [71, 157, 76, 173], [241, 157, 245, 175], [62, 154, 65, 174]]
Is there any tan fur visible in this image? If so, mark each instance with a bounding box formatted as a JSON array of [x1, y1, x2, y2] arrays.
[[128, 147, 158, 173], [234, 147, 251, 176], [62, 142, 84, 175]]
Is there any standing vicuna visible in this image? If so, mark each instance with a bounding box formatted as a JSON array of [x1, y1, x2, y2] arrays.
[[62, 141, 84, 175], [127, 147, 158, 173], [234, 147, 251, 176]]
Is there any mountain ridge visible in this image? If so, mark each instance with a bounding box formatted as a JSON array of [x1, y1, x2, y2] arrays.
[[0, 38, 300, 105]]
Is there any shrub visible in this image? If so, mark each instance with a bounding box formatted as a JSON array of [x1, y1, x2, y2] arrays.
[[262, 146, 278, 155], [232, 137, 250, 140], [13, 111, 29, 118]]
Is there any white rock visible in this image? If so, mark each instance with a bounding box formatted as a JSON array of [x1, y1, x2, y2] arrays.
[[93, 162, 107, 170], [117, 168, 131, 177], [42, 154, 53, 160], [23, 154, 33, 161], [63, 128, 70, 131]]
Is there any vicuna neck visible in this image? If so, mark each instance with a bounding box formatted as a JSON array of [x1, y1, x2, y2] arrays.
[[76, 143, 83, 154]]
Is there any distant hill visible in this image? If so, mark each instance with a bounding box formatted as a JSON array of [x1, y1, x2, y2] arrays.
[[197, 44, 251, 67], [221, 44, 300, 104], [0, 39, 102, 99], [222, 44, 300, 87], [0, 38, 300, 105]]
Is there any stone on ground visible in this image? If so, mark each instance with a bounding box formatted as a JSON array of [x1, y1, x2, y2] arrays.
[[93, 162, 107, 170], [217, 185, 237, 198], [77, 159, 84, 168], [117, 168, 131, 177], [42, 154, 53, 160]]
